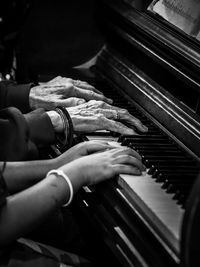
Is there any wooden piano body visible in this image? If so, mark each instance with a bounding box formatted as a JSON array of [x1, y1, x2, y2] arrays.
[[67, 1, 200, 267]]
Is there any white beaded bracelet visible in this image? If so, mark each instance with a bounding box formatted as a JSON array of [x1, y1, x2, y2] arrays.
[[46, 169, 74, 207]]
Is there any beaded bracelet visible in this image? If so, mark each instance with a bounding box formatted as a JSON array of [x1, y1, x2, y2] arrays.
[[46, 169, 73, 207], [56, 106, 74, 150]]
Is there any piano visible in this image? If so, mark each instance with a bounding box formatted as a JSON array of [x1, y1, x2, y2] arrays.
[[44, 1, 200, 266]]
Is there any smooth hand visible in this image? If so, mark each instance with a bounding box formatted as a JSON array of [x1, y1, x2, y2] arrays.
[[59, 146, 145, 192], [54, 140, 120, 166], [67, 100, 148, 135], [29, 76, 112, 110]]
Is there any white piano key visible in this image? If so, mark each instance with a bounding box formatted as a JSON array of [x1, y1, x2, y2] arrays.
[[87, 136, 184, 254], [118, 172, 184, 254]]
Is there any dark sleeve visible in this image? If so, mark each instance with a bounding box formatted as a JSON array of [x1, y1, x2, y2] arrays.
[[0, 81, 32, 113], [24, 109, 56, 146], [0, 107, 55, 161]]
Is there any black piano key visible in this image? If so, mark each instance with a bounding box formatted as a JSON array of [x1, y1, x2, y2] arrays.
[[157, 171, 198, 179], [149, 166, 199, 176], [143, 159, 197, 169], [86, 131, 112, 136], [121, 138, 172, 146], [144, 130, 162, 135], [154, 168, 199, 174], [153, 172, 198, 181], [97, 81, 200, 207], [156, 176, 197, 185], [175, 185, 193, 196], [132, 146, 179, 154], [132, 146, 179, 152], [126, 135, 168, 139], [136, 150, 185, 157], [110, 132, 121, 137], [142, 155, 193, 162]]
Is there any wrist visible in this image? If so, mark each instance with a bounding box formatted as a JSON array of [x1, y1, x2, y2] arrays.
[[59, 163, 85, 194], [47, 157, 59, 170], [50, 156, 66, 170], [29, 85, 38, 110], [46, 169, 74, 206], [46, 111, 64, 133], [44, 172, 70, 207]]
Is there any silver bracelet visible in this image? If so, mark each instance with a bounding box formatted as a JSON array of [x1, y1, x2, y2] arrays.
[[46, 169, 73, 207]]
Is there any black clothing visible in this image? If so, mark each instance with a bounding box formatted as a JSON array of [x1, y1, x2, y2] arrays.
[[0, 81, 55, 161], [16, 0, 104, 82]]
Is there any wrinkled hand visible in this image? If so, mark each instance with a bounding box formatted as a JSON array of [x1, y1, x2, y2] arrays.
[[59, 146, 145, 192], [29, 76, 112, 110], [67, 100, 148, 135]]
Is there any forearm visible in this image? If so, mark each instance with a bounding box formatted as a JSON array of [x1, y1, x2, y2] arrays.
[[24, 109, 57, 146], [3, 159, 59, 193], [0, 107, 56, 161], [0, 174, 68, 247]]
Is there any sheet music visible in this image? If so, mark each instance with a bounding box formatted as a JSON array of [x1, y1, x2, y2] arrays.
[[148, 0, 200, 39]]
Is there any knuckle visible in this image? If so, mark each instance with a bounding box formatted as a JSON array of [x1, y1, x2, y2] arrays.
[[71, 86, 78, 96], [70, 84, 75, 91], [68, 83, 74, 89], [67, 78, 73, 83], [88, 99, 95, 104], [96, 113, 105, 120]]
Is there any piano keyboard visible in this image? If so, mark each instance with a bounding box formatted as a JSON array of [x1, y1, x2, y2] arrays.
[[86, 81, 200, 254]]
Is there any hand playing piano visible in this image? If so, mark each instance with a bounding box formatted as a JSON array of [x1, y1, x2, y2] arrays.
[[67, 100, 148, 135], [53, 140, 129, 166], [59, 146, 145, 191], [29, 76, 112, 110]]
